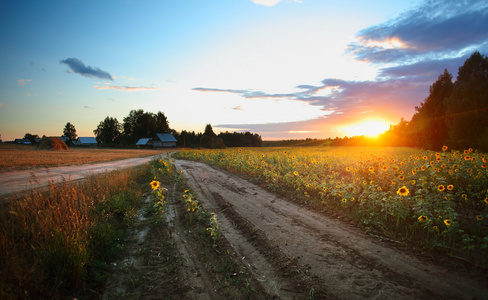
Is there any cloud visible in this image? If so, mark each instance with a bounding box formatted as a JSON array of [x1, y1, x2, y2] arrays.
[[17, 79, 31, 86], [93, 85, 158, 91], [252, 0, 282, 7], [84, 105, 95, 109], [232, 105, 245, 111], [348, 0, 488, 64], [60, 58, 114, 80]]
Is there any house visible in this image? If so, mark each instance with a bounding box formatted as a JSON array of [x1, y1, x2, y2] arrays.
[[76, 137, 98, 146], [136, 138, 153, 147], [15, 139, 31, 145], [153, 133, 177, 148]]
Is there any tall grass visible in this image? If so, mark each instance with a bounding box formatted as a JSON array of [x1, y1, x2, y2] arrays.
[[0, 165, 152, 299]]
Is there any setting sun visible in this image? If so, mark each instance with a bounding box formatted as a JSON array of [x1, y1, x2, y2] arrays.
[[342, 119, 390, 137]]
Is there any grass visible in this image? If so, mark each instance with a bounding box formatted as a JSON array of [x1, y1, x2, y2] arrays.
[[0, 143, 171, 172], [0, 163, 153, 299]]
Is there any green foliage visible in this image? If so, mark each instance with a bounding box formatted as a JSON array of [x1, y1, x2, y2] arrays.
[[0, 165, 151, 299], [62, 122, 77, 142], [94, 116, 122, 145]]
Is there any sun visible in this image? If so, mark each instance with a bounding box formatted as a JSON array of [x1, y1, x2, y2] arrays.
[[343, 119, 390, 137]]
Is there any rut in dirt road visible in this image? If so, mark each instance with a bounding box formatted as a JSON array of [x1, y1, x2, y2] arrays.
[[174, 159, 488, 300]]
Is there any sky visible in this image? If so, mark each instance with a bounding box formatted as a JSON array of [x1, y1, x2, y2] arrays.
[[1, 0, 487, 141]]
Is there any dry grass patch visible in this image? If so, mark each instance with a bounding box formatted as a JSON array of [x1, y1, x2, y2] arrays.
[[0, 144, 172, 172]]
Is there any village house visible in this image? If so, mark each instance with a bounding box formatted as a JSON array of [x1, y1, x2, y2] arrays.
[[75, 137, 98, 146], [153, 133, 177, 148]]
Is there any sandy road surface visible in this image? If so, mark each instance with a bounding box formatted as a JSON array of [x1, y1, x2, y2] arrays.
[[175, 159, 488, 299], [0, 154, 167, 200]]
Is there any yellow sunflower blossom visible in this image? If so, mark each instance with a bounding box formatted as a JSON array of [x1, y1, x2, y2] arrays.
[[437, 185, 445, 192], [418, 215, 429, 222], [150, 180, 160, 190], [397, 186, 410, 196], [444, 219, 452, 226], [476, 215, 483, 221]]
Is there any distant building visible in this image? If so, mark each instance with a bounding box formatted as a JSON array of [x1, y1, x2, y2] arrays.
[[153, 133, 177, 148], [14, 139, 31, 145], [136, 138, 153, 147], [75, 137, 98, 146]]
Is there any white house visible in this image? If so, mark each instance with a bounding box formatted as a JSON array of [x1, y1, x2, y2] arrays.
[[76, 137, 98, 146], [153, 133, 177, 148]]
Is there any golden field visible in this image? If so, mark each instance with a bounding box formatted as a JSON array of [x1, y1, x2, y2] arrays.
[[0, 143, 172, 171]]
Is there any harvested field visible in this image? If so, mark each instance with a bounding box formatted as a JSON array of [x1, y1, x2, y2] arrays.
[[0, 143, 172, 172]]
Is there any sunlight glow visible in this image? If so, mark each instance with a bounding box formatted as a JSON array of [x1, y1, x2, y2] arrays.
[[342, 119, 390, 137], [360, 37, 409, 49]]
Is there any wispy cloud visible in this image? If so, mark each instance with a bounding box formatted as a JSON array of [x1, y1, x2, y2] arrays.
[[208, 0, 488, 139], [232, 105, 245, 111], [251, 0, 282, 7], [93, 85, 158, 91], [17, 79, 31, 86], [84, 105, 95, 109], [60, 58, 114, 80]]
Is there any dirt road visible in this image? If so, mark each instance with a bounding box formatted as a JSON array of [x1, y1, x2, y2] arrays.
[[0, 154, 168, 200], [174, 159, 488, 299]]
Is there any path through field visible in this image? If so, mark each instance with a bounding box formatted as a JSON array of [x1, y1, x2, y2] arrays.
[[0, 154, 169, 200], [174, 159, 488, 299]]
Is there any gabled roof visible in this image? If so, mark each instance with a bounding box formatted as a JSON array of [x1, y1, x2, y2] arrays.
[[155, 133, 177, 142], [77, 137, 98, 144], [136, 138, 153, 145]]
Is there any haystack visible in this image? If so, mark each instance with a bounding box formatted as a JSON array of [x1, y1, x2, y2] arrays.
[[37, 137, 69, 150]]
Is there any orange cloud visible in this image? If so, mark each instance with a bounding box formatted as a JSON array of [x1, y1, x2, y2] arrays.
[[17, 79, 32, 85], [93, 85, 158, 91]]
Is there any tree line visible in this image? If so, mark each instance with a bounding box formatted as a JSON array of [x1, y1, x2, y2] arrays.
[[93, 110, 262, 148]]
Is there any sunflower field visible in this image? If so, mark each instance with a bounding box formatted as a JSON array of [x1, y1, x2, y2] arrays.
[[174, 146, 488, 263]]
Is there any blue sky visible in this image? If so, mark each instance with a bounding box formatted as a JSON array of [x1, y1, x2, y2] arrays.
[[1, 0, 487, 141]]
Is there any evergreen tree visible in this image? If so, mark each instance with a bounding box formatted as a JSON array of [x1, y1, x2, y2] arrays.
[[155, 111, 170, 133], [62, 122, 77, 142], [446, 51, 488, 150], [409, 69, 453, 150]]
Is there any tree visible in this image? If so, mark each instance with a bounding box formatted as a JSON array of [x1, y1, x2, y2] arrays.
[[201, 124, 225, 148], [94, 117, 121, 145], [155, 111, 170, 133], [122, 109, 171, 144], [23, 133, 39, 143], [446, 51, 488, 150], [409, 69, 453, 150], [62, 122, 77, 142]]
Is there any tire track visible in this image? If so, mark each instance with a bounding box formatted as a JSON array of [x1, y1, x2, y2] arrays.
[[175, 159, 488, 300]]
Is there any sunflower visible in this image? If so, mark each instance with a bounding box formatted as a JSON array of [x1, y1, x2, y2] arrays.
[[397, 186, 410, 196], [382, 166, 388, 171], [447, 184, 454, 191], [476, 215, 484, 221], [368, 166, 374, 172], [346, 167, 351, 172], [484, 197, 488, 204], [418, 215, 429, 222], [437, 185, 445, 192], [150, 180, 160, 190], [411, 180, 416, 185], [444, 219, 452, 226], [293, 171, 298, 176], [442, 145, 448, 151]]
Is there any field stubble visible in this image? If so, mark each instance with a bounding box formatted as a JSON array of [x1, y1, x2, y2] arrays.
[[0, 143, 170, 172]]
